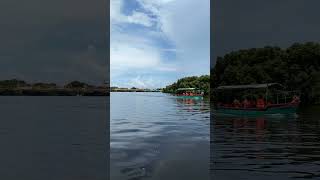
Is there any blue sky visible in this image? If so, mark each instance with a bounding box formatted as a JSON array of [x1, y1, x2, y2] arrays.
[[111, 0, 210, 89]]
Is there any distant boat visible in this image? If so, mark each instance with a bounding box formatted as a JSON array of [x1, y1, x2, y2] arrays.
[[213, 83, 300, 116], [175, 88, 204, 100]]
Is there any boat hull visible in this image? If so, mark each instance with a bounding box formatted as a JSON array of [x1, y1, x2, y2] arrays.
[[213, 104, 298, 116], [176, 95, 203, 100]]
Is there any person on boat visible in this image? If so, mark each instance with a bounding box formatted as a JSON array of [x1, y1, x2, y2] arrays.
[[256, 95, 265, 109], [291, 95, 300, 104], [250, 98, 256, 108], [242, 97, 250, 108], [233, 98, 241, 108]]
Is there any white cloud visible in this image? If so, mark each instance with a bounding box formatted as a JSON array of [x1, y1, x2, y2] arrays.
[[147, 0, 210, 75], [110, 32, 178, 87], [110, 0, 209, 88], [127, 76, 154, 89], [127, 11, 154, 27], [110, 39, 178, 75], [111, 0, 154, 27], [110, 39, 161, 72]]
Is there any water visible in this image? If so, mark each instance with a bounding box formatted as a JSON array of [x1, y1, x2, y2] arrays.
[[0, 96, 108, 180], [110, 92, 210, 180], [211, 106, 320, 179], [3, 95, 317, 179]]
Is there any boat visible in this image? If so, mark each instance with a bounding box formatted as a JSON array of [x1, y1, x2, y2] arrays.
[[213, 83, 300, 116], [175, 88, 204, 100]]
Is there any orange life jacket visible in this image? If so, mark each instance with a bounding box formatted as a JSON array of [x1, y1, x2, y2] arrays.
[[256, 99, 265, 108]]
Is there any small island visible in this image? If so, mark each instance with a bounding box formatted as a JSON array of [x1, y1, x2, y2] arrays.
[[162, 75, 210, 96], [0, 79, 109, 96]]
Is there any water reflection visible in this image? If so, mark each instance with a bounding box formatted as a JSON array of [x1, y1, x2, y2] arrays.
[[111, 93, 210, 180], [211, 107, 320, 179]]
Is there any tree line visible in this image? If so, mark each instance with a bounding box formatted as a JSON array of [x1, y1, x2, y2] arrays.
[[0, 79, 107, 89], [162, 75, 210, 95], [211, 42, 320, 104], [0, 79, 109, 96]]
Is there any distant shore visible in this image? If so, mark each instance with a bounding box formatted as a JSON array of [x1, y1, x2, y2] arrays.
[[0, 79, 109, 96], [0, 87, 109, 96], [110, 87, 161, 92]]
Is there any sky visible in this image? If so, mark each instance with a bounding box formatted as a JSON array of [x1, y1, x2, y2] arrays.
[[110, 0, 210, 89], [0, 0, 108, 85], [212, 0, 320, 66], [2, 0, 319, 87]]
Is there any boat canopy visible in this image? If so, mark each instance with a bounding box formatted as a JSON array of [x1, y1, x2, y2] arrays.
[[215, 83, 284, 90], [176, 88, 197, 91]]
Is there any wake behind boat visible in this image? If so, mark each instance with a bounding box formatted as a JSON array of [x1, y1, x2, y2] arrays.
[[213, 83, 300, 116]]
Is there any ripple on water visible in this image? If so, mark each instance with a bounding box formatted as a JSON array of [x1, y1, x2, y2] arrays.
[[211, 107, 320, 179], [111, 92, 210, 180]]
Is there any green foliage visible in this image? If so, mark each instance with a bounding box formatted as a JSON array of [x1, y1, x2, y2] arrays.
[[163, 75, 210, 95], [32, 83, 57, 89], [64, 81, 93, 89], [311, 72, 320, 104], [0, 79, 29, 88], [211, 42, 320, 104]]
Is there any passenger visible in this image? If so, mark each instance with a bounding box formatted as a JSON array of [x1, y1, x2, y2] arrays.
[[242, 98, 250, 108], [267, 101, 272, 106], [250, 99, 256, 108], [256, 95, 265, 109], [233, 98, 241, 108], [291, 95, 300, 104]]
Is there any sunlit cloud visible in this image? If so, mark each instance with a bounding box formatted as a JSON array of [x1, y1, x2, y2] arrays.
[[110, 0, 209, 88]]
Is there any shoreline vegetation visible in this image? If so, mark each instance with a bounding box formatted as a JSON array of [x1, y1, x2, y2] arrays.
[[162, 75, 210, 96], [0, 79, 109, 96], [110, 87, 161, 92], [211, 42, 320, 104]]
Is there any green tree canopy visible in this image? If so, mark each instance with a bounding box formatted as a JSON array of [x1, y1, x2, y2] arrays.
[[211, 42, 320, 104], [163, 75, 210, 95]]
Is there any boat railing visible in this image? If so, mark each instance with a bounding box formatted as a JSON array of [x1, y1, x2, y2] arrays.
[[271, 90, 301, 104]]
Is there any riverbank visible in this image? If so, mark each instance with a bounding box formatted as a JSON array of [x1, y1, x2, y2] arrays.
[[0, 79, 109, 96], [0, 88, 109, 96], [111, 90, 160, 92]]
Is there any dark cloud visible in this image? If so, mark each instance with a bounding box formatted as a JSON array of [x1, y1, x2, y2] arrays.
[[211, 0, 320, 66], [0, 0, 108, 85]]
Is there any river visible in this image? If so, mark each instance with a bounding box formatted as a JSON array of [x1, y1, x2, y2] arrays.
[[110, 92, 210, 180], [2, 95, 317, 179], [211, 106, 320, 179], [0, 96, 108, 180]]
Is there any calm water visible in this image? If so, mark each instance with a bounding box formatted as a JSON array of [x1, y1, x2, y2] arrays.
[[110, 92, 210, 180], [211, 106, 320, 179], [3, 95, 317, 179], [0, 96, 108, 180]]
